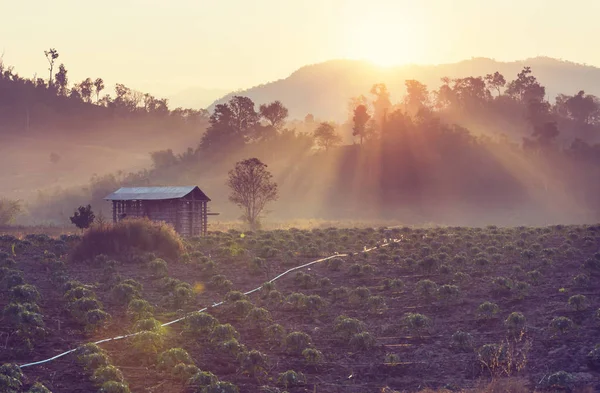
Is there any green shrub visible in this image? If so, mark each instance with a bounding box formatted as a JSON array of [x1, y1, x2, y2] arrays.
[[477, 301, 500, 320], [285, 331, 312, 355], [201, 382, 239, 393], [367, 295, 387, 313], [549, 316, 574, 335], [92, 365, 124, 385], [0, 363, 23, 393], [9, 284, 40, 303], [545, 371, 574, 391], [72, 218, 184, 262], [504, 312, 526, 337], [187, 370, 218, 390], [302, 348, 323, 365], [246, 307, 272, 327], [208, 275, 232, 292], [111, 283, 140, 306], [69, 298, 103, 322], [349, 332, 376, 351], [381, 278, 404, 291], [572, 273, 591, 287], [348, 286, 371, 306], [84, 309, 111, 332], [327, 258, 343, 271], [587, 344, 600, 370], [78, 352, 110, 371], [403, 313, 431, 337], [451, 331, 474, 352], [64, 286, 95, 302], [133, 318, 163, 333], [130, 331, 164, 357], [218, 339, 247, 358], [172, 363, 199, 382], [127, 299, 154, 321], [329, 287, 349, 302], [224, 291, 247, 302], [264, 324, 286, 347], [568, 294, 589, 311], [26, 382, 52, 393], [277, 370, 306, 388], [184, 312, 218, 335], [238, 349, 268, 377], [157, 348, 194, 372], [210, 324, 240, 343], [414, 280, 438, 301], [98, 381, 130, 393], [438, 284, 460, 303], [334, 316, 365, 340], [146, 258, 168, 278], [492, 276, 514, 296]]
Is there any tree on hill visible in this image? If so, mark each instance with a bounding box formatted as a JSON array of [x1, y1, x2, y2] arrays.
[[314, 122, 342, 151], [70, 205, 96, 233], [259, 100, 288, 130], [94, 78, 104, 103], [200, 96, 260, 150], [227, 158, 278, 228], [44, 48, 59, 87], [352, 104, 371, 145]]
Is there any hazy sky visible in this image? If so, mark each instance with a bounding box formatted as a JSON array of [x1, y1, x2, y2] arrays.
[[2, 0, 600, 97]]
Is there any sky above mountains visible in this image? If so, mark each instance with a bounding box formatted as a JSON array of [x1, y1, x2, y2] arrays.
[[2, 0, 600, 98]]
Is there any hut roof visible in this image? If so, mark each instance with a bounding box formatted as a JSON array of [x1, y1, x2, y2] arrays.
[[104, 186, 211, 201]]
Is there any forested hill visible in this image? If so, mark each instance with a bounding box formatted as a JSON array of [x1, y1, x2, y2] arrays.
[[208, 57, 600, 121]]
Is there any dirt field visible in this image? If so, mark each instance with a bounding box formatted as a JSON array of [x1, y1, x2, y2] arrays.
[[0, 225, 599, 392]]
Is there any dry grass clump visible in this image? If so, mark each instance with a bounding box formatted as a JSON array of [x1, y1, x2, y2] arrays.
[[71, 218, 184, 262]]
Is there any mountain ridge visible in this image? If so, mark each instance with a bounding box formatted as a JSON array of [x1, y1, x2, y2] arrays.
[[205, 57, 600, 121]]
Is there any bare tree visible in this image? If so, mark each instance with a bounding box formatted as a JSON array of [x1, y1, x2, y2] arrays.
[[227, 158, 278, 228], [44, 48, 59, 87]]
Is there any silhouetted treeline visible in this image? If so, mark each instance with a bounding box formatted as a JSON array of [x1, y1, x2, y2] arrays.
[[0, 57, 209, 134], [21, 64, 600, 225]]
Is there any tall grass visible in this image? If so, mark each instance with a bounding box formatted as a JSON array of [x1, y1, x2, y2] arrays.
[[71, 218, 184, 262]]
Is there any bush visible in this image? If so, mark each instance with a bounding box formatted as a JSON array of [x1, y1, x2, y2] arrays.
[[26, 382, 52, 393], [264, 324, 286, 347], [187, 370, 218, 390], [568, 294, 589, 311], [69, 298, 103, 322], [414, 280, 438, 301], [210, 324, 240, 343], [285, 331, 312, 355], [133, 318, 163, 333], [545, 371, 574, 391], [85, 309, 111, 332], [277, 370, 306, 388], [0, 363, 23, 393], [64, 286, 95, 302], [217, 339, 247, 358], [587, 344, 600, 370], [111, 283, 140, 305], [334, 316, 365, 340], [127, 299, 154, 321], [238, 349, 268, 377], [9, 284, 40, 303], [246, 307, 272, 327], [302, 348, 323, 365], [201, 382, 239, 393], [437, 284, 460, 303], [98, 381, 130, 393], [381, 278, 404, 291], [451, 331, 474, 352], [403, 313, 431, 337], [504, 312, 526, 337], [71, 218, 184, 262], [157, 348, 194, 372], [184, 312, 218, 335], [349, 332, 376, 351], [549, 316, 574, 335], [92, 365, 124, 385], [130, 331, 164, 357], [78, 352, 110, 371], [348, 286, 371, 306], [477, 301, 500, 320], [172, 363, 199, 382], [148, 259, 168, 278]]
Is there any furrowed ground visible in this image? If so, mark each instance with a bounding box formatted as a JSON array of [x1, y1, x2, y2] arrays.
[[0, 224, 599, 393]]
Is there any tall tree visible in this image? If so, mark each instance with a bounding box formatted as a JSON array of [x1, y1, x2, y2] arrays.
[[484, 71, 506, 97], [313, 122, 342, 151], [404, 80, 430, 115], [370, 83, 392, 127], [352, 104, 371, 145], [94, 78, 104, 103], [563, 90, 600, 125], [506, 67, 545, 103], [259, 100, 288, 129], [44, 48, 59, 87], [227, 158, 278, 228], [54, 64, 68, 96], [78, 78, 94, 103], [200, 96, 259, 150]]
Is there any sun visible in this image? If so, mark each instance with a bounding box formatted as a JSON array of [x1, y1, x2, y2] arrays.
[[340, 3, 427, 67]]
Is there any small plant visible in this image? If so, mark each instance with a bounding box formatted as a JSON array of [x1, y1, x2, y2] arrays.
[[568, 294, 589, 311], [349, 331, 376, 351], [26, 382, 52, 393], [381, 278, 404, 291], [98, 381, 130, 393], [111, 283, 140, 306], [587, 344, 600, 370], [366, 295, 387, 313], [327, 258, 343, 271], [70, 204, 95, 233], [218, 339, 247, 358], [384, 353, 400, 366], [348, 286, 371, 306], [545, 371, 574, 391], [437, 284, 460, 304], [92, 365, 124, 385], [451, 330, 474, 352], [209, 275, 233, 292], [225, 291, 247, 302], [549, 316, 574, 335], [238, 349, 268, 377], [513, 281, 531, 300], [130, 331, 164, 358], [187, 370, 218, 390], [277, 370, 306, 388], [210, 324, 240, 343], [127, 299, 154, 321], [333, 316, 365, 340], [85, 309, 111, 333], [9, 284, 40, 303], [302, 348, 323, 365], [414, 280, 438, 301], [284, 331, 312, 355], [477, 301, 500, 320], [348, 263, 362, 276], [504, 312, 526, 337], [147, 258, 168, 278], [264, 324, 286, 347], [403, 313, 431, 337], [157, 348, 194, 373], [329, 286, 349, 302], [246, 307, 272, 327], [0, 363, 23, 393], [492, 276, 513, 296], [171, 363, 199, 382]]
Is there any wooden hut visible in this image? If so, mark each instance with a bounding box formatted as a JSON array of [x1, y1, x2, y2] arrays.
[[104, 186, 215, 236]]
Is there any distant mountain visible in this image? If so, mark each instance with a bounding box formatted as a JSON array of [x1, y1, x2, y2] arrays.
[[208, 57, 600, 121], [168, 87, 231, 110]]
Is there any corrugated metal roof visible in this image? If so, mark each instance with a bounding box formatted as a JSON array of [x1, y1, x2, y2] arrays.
[[104, 186, 210, 201]]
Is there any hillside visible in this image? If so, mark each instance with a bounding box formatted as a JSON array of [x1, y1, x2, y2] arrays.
[[208, 57, 600, 121]]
